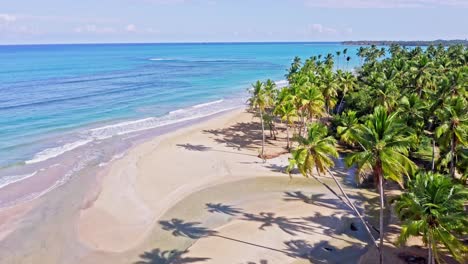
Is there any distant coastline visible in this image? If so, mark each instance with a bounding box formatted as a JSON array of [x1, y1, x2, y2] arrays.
[[342, 39, 468, 46]]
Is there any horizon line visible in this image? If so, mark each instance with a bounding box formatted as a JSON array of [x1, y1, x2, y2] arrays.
[[1, 39, 466, 47]]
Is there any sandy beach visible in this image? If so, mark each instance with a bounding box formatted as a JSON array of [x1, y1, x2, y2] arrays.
[[0, 109, 378, 264]]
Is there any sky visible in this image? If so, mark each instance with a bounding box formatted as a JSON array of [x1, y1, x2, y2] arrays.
[[1, 0, 467, 44]]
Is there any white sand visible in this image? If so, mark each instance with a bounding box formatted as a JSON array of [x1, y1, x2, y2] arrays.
[[0, 109, 376, 264]]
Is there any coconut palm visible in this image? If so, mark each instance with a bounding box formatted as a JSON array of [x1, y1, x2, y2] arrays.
[[336, 110, 359, 146], [346, 106, 417, 264], [336, 51, 341, 69], [298, 84, 325, 122], [248, 80, 267, 161], [287, 122, 379, 250], [397, 93, 427, 133], [395, 172, 468, 264], [336, 71, 357, 113], [274, 98, 297, 150], [319, 69, 339, 114], [435, 97, 468, 178], [287, 56, 302, 82]]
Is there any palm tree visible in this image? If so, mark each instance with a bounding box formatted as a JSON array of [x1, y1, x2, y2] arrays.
[[346, 106, 417, 264], [336, 110, 359, 146], [264, 79, 278, 139], [346, 56, 351, 70], [248, 80, 267, 161], [274, 98, 297, 150], [287, 122, 379, 250], [336, 71, 357, 113], [408, 55, 435, 98], [287, 56, 302, 82], [397, 93, 427, 133], [319, 69, 339, 114], [395, 172, 468, 264], [298, 84, 325, 122], [435, 97, 468, 178], [336, 51, 341, 69]]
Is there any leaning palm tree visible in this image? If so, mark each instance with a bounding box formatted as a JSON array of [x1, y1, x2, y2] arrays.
[[287, 122, 379, 250], [346, 106, 417, 264], [248, 80, 267, 161], [435, 97, 468, 179], [395, 172, 468, 264]]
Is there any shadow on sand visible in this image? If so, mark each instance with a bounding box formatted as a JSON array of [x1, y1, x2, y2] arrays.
[[176, 143, 257, 157], [202, 121, 264, 151], [145, 196, 371, 263], [134, 248, 210, 264]]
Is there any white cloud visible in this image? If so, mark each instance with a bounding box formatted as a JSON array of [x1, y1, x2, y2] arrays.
[[125, 24, 137, 32], [0, 13, 17, 24], [74, 24, 116, 34], [311, 23, 337, 34], [304, 0, 468, 8], [145, 27, 160, 34]]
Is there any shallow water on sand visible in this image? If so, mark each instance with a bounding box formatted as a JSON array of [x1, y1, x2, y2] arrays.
[[0, 42, 363, 206]]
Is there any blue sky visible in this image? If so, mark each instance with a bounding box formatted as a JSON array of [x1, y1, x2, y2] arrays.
[[1, 0, 467, 44]]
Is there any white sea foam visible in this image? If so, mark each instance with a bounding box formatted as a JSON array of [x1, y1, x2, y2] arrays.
[[88, 106, 239, 139], [149, 58, 172, 61], [25, 139, 93, 164], [192, 99, 224, 108], [169, 109, 186, 115], [22, 96, 241, 166], [275, 80, 289, 88], [0, 171, 38, 189], [98, 152, 126, 167]]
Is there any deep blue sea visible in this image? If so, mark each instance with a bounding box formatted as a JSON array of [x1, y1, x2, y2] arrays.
[[0, 42, 362, 194]]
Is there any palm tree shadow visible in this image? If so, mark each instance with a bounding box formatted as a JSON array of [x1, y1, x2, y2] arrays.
[[134, 248, 210, 264], [176, 142, 257, 157], [241, 212, 315, 236], [205, 203, 244, 216], [283, 191, 349, 210], [158, 218, 290, 255], [284, 239, 366, 264], [203, 121, 264, 151], [302, 212, 369, 241], [158, 219, 217, 239], [265, 163, 288, 173], [176, 144, 211, 151], [244, 260, 269, 264]]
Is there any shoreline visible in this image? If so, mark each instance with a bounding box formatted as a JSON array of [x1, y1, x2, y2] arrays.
[[0, 103, 245, 209], [0, 107, 375, 264]]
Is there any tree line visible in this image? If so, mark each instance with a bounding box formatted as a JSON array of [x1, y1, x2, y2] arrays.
[[248, 44, 468, 264]]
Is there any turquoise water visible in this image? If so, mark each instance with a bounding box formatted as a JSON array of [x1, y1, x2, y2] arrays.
[[0, 42, 362, 189]]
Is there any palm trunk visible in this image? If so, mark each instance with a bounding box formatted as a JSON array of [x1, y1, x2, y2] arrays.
[[428, 236, 433, 264], [428, 232, 436, 264], [431, 138, 436, 172], [378, 167, 385, 264], [337, 92, 346, 114], [286, 124, 290, 150], [450, 131, 456, 178], [260, 110, 265, 162], [325, 168, 380, 250]]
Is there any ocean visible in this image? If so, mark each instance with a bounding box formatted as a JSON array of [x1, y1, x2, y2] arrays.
[[0, 42, 362, 206]]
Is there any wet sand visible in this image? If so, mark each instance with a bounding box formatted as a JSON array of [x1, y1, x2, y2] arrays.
[[0, 109, 376, 264]]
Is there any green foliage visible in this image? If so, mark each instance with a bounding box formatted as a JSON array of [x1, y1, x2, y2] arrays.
[[345, 106, 417, 185], [248, 44, 468, 262], [395, 172, 468, 263], [335, 110, 359, 145], [287, 123, 338, 176]]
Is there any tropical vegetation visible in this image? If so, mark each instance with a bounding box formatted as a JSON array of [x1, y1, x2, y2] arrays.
[[248, 44, 468, 263]]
